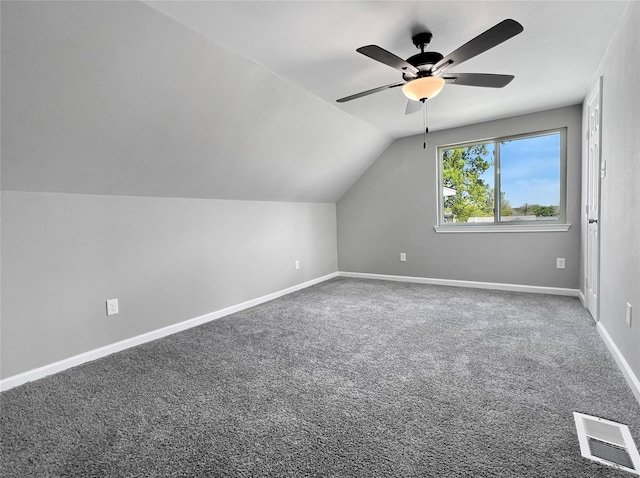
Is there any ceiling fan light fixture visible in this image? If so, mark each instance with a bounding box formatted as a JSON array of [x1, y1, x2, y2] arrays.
[[402, 76, 445, 101]]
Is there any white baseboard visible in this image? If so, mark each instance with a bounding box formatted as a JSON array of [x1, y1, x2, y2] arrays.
[[577, 289, 586, 307], [339, 271, 580, 297], [7, 271, 629, 405], [0, 272, 339, 392], [597, 322, 640, 406]]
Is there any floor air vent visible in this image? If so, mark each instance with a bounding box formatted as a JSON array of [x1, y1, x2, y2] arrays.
[[574, 412, 640, 475]]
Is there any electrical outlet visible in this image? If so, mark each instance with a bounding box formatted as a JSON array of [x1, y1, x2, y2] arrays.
[[556, 258, 565, 269], [295, 260, 300, 270], [400, 253, 407, 262], [106, 299, 119, 316], [626, 303, 632, 327]]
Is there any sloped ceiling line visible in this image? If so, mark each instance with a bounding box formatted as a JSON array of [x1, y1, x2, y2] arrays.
[[1, 0, 391, 202], [2, 1, 629, 202]]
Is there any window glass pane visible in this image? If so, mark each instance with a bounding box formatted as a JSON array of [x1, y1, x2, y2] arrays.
[[499, 133, 561, 222], [442, 142, 495, 223]]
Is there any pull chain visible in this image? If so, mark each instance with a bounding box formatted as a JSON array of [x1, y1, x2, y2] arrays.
[[422, 99, 429, 149]]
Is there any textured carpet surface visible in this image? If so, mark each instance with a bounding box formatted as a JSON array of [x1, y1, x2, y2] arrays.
[[1, 278, 639, 477]]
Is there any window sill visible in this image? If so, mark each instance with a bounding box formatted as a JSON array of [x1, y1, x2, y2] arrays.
[[434, 223, 571, 233]]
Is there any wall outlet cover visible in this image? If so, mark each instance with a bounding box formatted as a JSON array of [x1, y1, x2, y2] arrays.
[[106, 299, 119, 316]]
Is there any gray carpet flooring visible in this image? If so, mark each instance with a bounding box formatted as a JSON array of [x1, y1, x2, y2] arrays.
[[1, 277, 639, 477]]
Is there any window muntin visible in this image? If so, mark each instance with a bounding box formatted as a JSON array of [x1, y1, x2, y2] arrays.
[[438, 129, 566, 227]]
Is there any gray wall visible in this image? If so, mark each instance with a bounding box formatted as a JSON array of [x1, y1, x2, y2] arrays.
[[584, 1, 639, 380], [337, 105, 582, 289], [0, 0, 343, 380], [1, 192, 337, 378]]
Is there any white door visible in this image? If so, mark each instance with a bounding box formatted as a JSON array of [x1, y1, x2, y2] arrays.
[[585, 79, 601, 321]]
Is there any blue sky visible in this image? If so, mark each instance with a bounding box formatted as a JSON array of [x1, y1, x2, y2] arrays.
[[480, 133, 560, 208]]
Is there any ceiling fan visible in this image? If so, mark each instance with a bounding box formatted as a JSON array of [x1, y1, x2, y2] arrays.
[[337, 19, 524, 114]]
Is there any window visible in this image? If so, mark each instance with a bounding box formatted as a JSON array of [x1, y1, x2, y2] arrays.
[[436, 128, 568, 232]]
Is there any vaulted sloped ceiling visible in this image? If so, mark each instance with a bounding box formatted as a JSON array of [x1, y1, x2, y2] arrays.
[[1, 1, 390, 202], [1, 1, 630, 203], [145, 0, 630, 137]]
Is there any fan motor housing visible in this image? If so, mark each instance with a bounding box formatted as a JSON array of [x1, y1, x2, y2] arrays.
[[403, 51, 444, 80]]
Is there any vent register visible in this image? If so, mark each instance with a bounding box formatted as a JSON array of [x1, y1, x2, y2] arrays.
[[574, 412, 640, 475]]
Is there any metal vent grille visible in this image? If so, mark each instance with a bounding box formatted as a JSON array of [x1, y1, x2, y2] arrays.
[[574, 412, 640, 475], [589, 437, 635, 470]]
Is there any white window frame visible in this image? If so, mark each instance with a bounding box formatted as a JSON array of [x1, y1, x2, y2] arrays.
[[435, 128, 570, 233]]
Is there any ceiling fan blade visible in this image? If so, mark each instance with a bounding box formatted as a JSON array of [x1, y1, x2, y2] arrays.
[[405, 99, 422, 115], [336, 82, 405, 103], [443, 73, 515, 88], [357, 45, 419, 76], [433, 19, 523, 74]]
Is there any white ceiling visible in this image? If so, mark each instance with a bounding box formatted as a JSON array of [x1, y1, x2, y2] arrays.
[[146, 1, 630, 138], [1, 1, 390, 202], [2, 1, 631, 203]]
